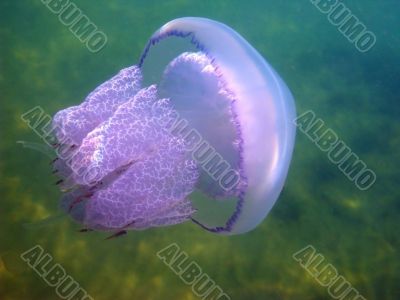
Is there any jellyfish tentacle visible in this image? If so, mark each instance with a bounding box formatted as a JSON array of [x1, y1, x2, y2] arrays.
[[105, 220, 137, 239], [105, 230, 127, 240], [68, 192, 94, 213], [78, 228, 94, 233]]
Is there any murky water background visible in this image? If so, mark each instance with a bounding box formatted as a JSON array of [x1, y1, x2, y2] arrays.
[[0, 1, 399, 299]]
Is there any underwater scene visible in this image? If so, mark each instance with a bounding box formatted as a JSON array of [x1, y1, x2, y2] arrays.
[[0, 1, 399, 299]]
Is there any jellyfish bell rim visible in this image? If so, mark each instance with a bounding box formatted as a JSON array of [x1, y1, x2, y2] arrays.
[[140, 17, 296, 235]]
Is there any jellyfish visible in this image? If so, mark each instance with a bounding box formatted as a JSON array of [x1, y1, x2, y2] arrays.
[[51, 17, 296, 237]]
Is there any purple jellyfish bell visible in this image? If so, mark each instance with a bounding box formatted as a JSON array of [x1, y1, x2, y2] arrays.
[[51, 17, 296, 236]]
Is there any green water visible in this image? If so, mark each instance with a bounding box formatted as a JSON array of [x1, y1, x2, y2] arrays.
[[0, 1, 399, 299]]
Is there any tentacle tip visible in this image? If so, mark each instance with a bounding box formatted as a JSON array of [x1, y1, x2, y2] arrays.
[[50, 157, 59, 165], [78, 228, 94, 233], [105, 230, 127, 240]]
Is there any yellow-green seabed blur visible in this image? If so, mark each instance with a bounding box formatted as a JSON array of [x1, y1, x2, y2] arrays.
[[0, 1, 399, 299]]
